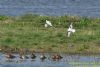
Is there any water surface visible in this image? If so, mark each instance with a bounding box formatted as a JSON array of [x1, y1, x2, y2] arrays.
[[0, 0, 100, 17], [0, 53, 100, 67]]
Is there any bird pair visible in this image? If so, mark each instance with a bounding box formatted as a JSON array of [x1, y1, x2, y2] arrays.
[[44, 20, 76, 37]]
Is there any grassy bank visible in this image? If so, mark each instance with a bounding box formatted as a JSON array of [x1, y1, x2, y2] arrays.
[[0, 14, 100, 54]]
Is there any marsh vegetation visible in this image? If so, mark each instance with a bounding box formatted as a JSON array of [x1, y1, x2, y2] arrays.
[[0, 14, 100, 54]]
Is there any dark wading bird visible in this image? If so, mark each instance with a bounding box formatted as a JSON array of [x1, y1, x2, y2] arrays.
[[19, 54, 28, 59], [5, 53, 15, 59], [19, 49, 29, 59], [31, 53, 36, 59], [51, 54, 63, 61], [5, 49, 15, 59], [40, 53, 46, 61]]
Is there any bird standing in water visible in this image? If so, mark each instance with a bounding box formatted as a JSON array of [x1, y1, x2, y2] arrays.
[[40, 53, 46, 61], [5, 53, 15, 59], [31, 53, 36, 59], [19, 49, 28, 59]]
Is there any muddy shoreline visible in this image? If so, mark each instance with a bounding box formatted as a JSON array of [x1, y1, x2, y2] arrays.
[[0, 48, 100, 55]]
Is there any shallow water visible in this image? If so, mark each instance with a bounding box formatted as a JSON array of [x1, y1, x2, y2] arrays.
[[0, 0, 100, 17], [0, 53, 100, 67]]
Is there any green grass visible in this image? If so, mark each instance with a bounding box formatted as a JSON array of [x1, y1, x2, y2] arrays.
[[0, 14, 100, 53]]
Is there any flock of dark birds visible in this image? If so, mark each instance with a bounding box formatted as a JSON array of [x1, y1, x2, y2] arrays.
[[4, 52, 63, 61]]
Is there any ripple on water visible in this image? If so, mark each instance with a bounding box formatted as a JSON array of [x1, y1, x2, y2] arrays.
[[0, 53, 100, 67], [0, 0, 100, 17]]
